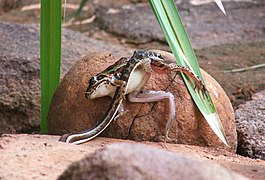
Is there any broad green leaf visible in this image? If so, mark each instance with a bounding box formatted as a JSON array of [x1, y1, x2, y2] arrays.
[[40, 1, 62, 133], [149, 0, 229, 146]]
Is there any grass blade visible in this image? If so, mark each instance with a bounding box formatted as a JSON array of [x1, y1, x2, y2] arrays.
[[74, 0, 89, 18], [40, 1, 62, 133], [149, 0, 229, 146]]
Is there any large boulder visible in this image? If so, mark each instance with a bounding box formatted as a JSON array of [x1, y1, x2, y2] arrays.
[[48, 50, 237, 151], [58, 143, 247, 180], [0, 21, 131, 134], [235, 90, 265, 160]]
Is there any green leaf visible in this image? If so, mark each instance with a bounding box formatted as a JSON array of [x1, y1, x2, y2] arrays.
[[40, 1, 62, 134], [149, 0, 229, 146]]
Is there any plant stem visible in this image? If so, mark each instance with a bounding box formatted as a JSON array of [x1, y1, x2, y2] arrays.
[[40, 1, 62, 133], [223, 63, 265, 73]]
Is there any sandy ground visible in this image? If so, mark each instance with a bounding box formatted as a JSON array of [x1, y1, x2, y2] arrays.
[[0, 134, 264, 180]]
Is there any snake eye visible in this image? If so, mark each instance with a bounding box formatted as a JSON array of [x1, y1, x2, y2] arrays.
[[97, 74, 107, 80], [89, 76, 97, 85], [86, 76, 99, 96]]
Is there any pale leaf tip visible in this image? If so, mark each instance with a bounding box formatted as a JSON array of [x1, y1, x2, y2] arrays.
[[215, 0, 226, 15], [203, 112, 230, 147]]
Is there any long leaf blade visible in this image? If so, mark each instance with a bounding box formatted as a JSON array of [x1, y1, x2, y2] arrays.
[[40, 1, 62, 133], [215, 0, 226, 15], [149, 0, 229, 146]]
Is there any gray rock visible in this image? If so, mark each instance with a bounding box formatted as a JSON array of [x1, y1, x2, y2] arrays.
[[0, 0, 21, 13], [235, 90, 265, 160], [95, 1, 265, 49], [252, 89, 265, 100], [0, 21, 132, 133], [58, 143, 248, 180]]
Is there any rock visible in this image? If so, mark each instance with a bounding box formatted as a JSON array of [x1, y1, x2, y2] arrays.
[[0, 22, 41, 133], [95, 1, 265, 49], [58, 143, 247, 180], [0, 0, 21, 13], [252, 89, 265, 100], [48, 50, 237, 151], [235, 90, 265, 160], [0, 21, 132, 134]]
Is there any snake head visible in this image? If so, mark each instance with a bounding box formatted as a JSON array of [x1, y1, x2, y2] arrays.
[[85, 74, 116, 99]]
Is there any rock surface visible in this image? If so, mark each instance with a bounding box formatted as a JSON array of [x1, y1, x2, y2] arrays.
[[48, 51, 237, 151], [0, 0, 21, 13], [1, 134, 265, 180], [235, 90, 265, 160], [58, 143, 247, 180], [95, 1, 265, 49], [0, 22, 131, 134]]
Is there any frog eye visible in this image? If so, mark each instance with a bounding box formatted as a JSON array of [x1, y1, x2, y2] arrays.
[[157, 54, 163, 59]]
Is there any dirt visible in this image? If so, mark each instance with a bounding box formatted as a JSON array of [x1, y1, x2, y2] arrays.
[[0, 134, 264, 180], [197, 42, 265, 107]]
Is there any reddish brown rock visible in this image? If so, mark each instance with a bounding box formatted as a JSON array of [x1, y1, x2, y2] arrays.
[[48, 51, 237, 151]]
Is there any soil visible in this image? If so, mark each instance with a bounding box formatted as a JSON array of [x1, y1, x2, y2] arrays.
[[197, 42, 265, 107], [0, 134, 265, 180]]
